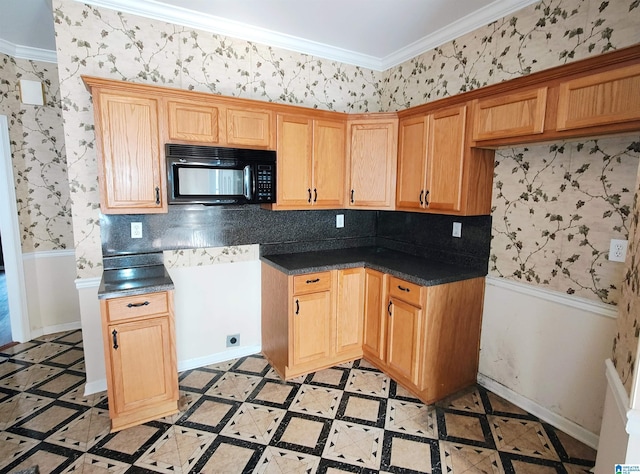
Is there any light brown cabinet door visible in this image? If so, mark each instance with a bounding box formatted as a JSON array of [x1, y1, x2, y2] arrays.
[[556, 64, 640, 131], [425, 105, 466, 212], [363, 269, 385, 362], [386, 297, 422, 385], [108, 316, 177, 416], [335, 268, 364, 355], [472, 88, 547, 140], [166, 99, 220, 143], [292, 291, 332, 366], [313, 119, 346, 207], [347, 119, 398, 208], [277, 114, 313, 206], [396, 116, 428, 210], [96, 91, 165, 213], [227, 107, 273, 148]]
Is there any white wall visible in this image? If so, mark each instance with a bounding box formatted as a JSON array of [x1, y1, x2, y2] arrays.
[[22, 250, 81, 336], [80, 258, 262, 395], [478, 277, 617, 448]]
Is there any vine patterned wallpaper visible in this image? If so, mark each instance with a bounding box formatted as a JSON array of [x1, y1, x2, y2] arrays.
[[51, 0, 640, 389], [0, 54, 72, 252]]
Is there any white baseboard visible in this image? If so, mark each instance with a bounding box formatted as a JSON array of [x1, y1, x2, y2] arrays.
[[477, 373, 599, 449], [84, 345, 263, 396], [84, 379, 107, 396], [29, 321, 82, 340], [177, 345, 262, 372]]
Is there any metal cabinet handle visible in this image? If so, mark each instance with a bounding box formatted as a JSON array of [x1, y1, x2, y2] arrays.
[[419, 190, 424, 206], [307, 188, 312, 203], [295, 299, 300, 315], [424, 190, 430, 206], [306, 278, 320, 284], [112, 329, 119, 349], [387, 301, 392, 316], [397, 285, 410, 292], [314, 188, 317, 202], [350, 189, 354, 204], [127, 301, 150, 308], [155, 186, 160, 205]]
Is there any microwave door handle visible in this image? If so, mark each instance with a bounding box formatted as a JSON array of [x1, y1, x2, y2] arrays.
[[243, 165, 254, 201]]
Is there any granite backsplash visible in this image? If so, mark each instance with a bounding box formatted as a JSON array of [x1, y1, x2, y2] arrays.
[[100, 206, 490, 271]]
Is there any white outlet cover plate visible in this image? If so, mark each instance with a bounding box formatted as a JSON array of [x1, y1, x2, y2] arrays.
[[609, 238, 628, 262], [452, 222, 462, 238], [336, 214, 344, 228], [131, 222, 143, 239]]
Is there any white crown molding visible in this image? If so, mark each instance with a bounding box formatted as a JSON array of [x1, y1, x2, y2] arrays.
[[76, 0, 539, 71], [383, 0, 540, 68], [0, 37, 57, 64]]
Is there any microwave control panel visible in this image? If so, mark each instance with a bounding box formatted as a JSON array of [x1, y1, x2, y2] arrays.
[[256, 164, 275, 202]]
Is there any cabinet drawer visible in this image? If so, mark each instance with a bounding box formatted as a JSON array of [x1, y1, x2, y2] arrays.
[[105, 292, 169, 323], [388, 277, 422, 307], [293, 272, 332, 295]]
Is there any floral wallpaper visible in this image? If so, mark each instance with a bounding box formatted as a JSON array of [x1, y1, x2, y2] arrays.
[[164, 245, 259, 269], [0, 54, 72, 252], [613, 164, 640, 394], [51, 0, 640, 390], [491, 137, 639, 305]]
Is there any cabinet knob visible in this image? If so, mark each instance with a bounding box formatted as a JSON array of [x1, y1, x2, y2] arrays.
[[155, 186, 160, 205], [424, 190, 430, 206], [419, 190, 424, 206], [387, 300, 392, 316], [306, 278, 320, 284], [397, 285, 410, 292], [314, 188, 318, 203], [112, 329, 119, 350], [307, 188, 312, 203], [350, 189, 354, 204], [295, 299, 300, 315]]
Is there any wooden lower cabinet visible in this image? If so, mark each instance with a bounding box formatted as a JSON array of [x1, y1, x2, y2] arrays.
[[261, 265, 364, 379], [100, 291, 179, 432], [262, 262, 486, 404], [364, 274, 486, 405]]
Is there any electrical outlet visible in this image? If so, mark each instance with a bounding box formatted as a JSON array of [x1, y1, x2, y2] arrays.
[[609, 239, 628, 262], [452, 222, 462, 238], [131, 222, 142, 239], [226, 334, 240, 347], [336, 214, 344, 228]]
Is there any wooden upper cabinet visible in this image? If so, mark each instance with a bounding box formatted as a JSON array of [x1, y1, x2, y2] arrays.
[[226, 107, 274, 148], [274, 113, 345, 209], [166, 99, 220, 143], [396, 105, 466, 214], [472, 88, 547, 141], [276, 114, 314, 207], [94, 90, 166, 214], [556, 63, 640, 131], [347, 117, 398, 209], [313, 119, 346, 207], [426, 105, 466, 212], [396, 116, 428, 210]]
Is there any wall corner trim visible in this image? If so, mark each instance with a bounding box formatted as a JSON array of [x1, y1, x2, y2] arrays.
[[486, 276, 618, 319]]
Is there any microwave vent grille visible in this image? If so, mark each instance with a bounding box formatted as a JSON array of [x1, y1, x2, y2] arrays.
[[166, 144, 275, 162]]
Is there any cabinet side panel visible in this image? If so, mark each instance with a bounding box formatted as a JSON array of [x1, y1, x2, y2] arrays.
[[420, 277, 485, 402], [336, 268, 364, 355], [363, 269, 385, 361], [261, 263, 290, 376]]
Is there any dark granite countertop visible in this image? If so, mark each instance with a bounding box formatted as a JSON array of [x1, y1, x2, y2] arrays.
[[98, 264, 175, 299], [260, 246, 486, 287]]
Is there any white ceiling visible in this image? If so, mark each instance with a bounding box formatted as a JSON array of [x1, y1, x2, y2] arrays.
[[0, 0, 538, 69]]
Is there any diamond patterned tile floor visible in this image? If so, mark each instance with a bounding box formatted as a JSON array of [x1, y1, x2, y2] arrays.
[[0, 330, 597, 473]]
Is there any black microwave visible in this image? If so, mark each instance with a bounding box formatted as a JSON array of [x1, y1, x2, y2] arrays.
[[166, 144, 276, 205]]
